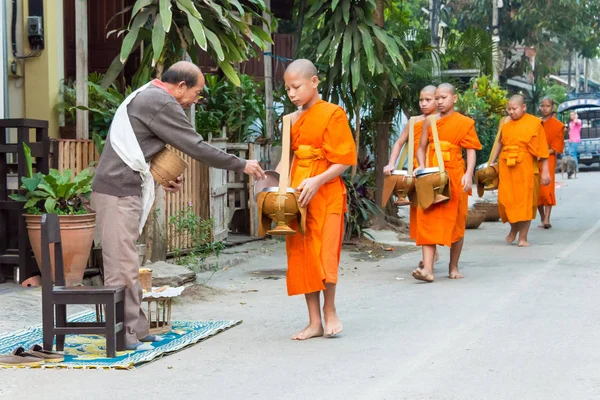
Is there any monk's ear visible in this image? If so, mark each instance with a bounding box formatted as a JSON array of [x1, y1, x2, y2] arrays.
[[310, 75, 319, 88], [452, 94, 458, 103]]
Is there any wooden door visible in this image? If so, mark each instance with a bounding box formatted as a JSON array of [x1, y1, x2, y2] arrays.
[[209, 139, 229, 242]]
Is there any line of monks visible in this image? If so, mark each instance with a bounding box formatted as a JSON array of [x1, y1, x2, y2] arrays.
[[274, 59, 564, 340], [384, 88, 565, 283]]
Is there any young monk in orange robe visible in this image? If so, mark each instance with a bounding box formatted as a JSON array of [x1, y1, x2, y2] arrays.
[[383, 85, 438, 266], [489, 95, 551, 247], [276, 59, 356, 340], [412, 83, 482, 282], [537, 97, 565, 229]]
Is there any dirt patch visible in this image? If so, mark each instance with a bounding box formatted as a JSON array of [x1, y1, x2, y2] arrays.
[[178, 284, 226, 302], [344, 237, 418, 262]]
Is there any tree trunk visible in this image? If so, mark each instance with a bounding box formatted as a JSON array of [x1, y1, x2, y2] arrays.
[[351, 103, 361, 178], [567, 51, 573, 90], [294, 0, 307, 58]]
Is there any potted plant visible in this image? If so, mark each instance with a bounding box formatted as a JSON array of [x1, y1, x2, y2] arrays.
[[9, 143, 96, 286]]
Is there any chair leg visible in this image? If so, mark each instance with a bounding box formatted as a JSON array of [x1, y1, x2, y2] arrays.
[[55, 304, 67, 351], [116, 298, 125, 352], [105, 301, 116, 358], [42, 303, 55, 351]]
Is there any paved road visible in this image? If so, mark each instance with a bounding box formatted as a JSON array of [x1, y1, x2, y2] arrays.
[[1, 172, 599, 400]]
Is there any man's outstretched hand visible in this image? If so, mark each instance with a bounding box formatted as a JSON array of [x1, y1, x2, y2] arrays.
[[163, 175, 183, 193], [244, 160, 266, 180]]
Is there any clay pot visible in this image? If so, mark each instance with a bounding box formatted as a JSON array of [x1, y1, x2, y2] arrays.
[[473, 202, 501, 222], [25, 213, 96, 286], [258, 188, 303, 236], [150, 147, 188, 186], [466, 209, 487, 229], [415, 167, 450, 210], [382, 171, 415, 207]]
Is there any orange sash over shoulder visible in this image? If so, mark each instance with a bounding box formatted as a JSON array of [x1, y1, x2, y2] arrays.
[[285, 101, 357, 296], [415, 112, 482, 247]]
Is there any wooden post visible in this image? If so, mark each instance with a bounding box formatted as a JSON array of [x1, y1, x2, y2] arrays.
[[75, 0, 89, 139], [263, 0, 274, 141]]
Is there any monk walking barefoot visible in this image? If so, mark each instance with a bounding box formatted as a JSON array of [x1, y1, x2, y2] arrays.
[[383, 86, 440, 268], [277, 59, 356, 340], [490, 95, 551, 247], [413, 83, 482, 282], [537, 97, 564, 229]]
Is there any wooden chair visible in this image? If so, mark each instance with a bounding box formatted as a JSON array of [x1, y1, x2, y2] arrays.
[[41, 214, 126, 358]]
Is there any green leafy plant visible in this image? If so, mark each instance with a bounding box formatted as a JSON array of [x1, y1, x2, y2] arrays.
[[342, 165, 381, 242], [102, 0, 273, 88], [457, 76, 508, 165], [169, 204, 225, 272], [195, 74, 266, 142], [9, 143, 93, 215]]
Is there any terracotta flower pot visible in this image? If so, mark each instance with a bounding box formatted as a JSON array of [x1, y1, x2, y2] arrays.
[[473, 202, 501, 222], [466, 209, 486, 229], [25, 213, 96, 286]]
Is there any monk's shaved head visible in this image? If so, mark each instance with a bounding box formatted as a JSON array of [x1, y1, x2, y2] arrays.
[[541, 96, 554, 106], [509, 94, 526, 105], [421, 85, 437, 94], [285, 59, 318, 79], [437, 83, 456, 94], [162, 61, 203, 87]]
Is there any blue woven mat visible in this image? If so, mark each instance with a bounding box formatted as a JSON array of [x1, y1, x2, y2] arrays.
[[0, 310, 241, 370]]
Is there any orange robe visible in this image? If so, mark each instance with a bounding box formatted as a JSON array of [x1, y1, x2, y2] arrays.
[[416, 112, 482, 247], [498, 113, 549, 223], [286, 100, 357, 296], [538, 117, 565, 206], [409, 119, 425, 240]]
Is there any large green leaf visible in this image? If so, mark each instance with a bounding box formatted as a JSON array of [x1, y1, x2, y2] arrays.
[[204, 27, 225, 62], [176, 0, 202, 20], [342, 0, 351, 25], [152, 15, 166, 66], [341, 26, 353, 76], [44, 198, 57, 214], [316, 33, 334, 60], [24, 197, 40, 210], [249, 25, 273, 45], [120, 8, 152, 62], [329, 31, 344, 67], [21, 175, 41, 193], [158, 0, 172, 32], [131, 0, 154, 21], [22, 142, 33, 178], [358, 24, 375, 74], [332, 0, 341, 11], [228, 0, 245, 16], [185, 10, 208, 50], [219, 62, 241, 87], [351, 55, 361, 91]]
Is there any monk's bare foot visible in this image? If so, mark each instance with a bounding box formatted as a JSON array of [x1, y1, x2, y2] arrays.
[[323, 310, 343, 337], [537, 224, 546, 229], [506, 232, 517, 244], [518, 240, 530, 247], [449, 265, 464, 279], [418, 253, 439, 269], [412, 268, 434, 282], [291, 324, 324, 340]]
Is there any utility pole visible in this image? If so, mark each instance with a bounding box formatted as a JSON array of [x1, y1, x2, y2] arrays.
[[575, 52, 580, 94], [491, 0, 501, 83], [263, 0, 274, 141], [75, 0, 89, 139]]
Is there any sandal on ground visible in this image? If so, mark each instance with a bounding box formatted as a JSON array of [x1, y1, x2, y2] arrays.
[[0, 347, 45, 367], [28, 344, 64, 363]]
